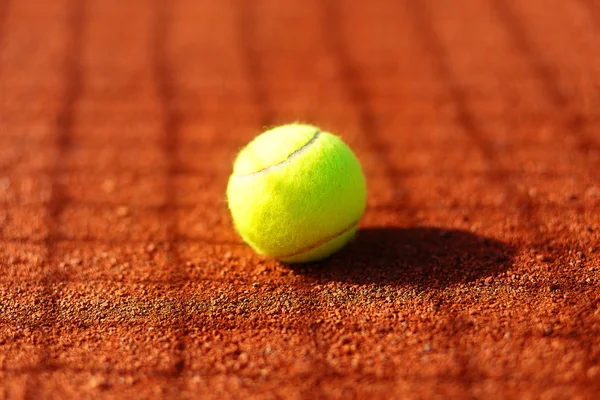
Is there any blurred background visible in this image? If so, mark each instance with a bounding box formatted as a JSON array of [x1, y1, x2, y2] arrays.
[[0, 0, 599, 398]]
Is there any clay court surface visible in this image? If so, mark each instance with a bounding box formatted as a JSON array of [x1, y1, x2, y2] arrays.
[[1, 0, 600, 398]]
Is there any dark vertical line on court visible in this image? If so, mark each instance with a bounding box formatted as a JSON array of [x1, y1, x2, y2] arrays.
[[0, 0, 9, 368], [236, 0, 273, 128], [321, 0, 412, 214], [490, 0, 567, 107], [24, 0, 84, 398], [404, 0, 542, 230], [405, 0, 496, 162], [152, 0, 188, 384], [0, 0, 10, 243], [321, 0, 377, 140], [580, 0, 600, 105], [0, 0, 10, 52], [42, 0, 83, 355], [404, 0, 556, 388], [402, 2, 485, 394], [490, 0, 596, 162], [581, 0, 600, 32]]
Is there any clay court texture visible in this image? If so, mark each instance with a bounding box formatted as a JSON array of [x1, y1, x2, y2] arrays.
[[0, 0, 599, 398]]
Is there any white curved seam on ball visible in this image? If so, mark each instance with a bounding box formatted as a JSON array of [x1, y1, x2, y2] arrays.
[[278, 220, 359, 259], [233, 130, 321, 179]]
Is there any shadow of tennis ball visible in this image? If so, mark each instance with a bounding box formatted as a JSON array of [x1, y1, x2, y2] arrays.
[[288, 227, 515, 287]]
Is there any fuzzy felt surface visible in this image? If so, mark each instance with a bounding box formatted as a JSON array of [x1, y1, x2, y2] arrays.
[[227, 124, 367, 262]]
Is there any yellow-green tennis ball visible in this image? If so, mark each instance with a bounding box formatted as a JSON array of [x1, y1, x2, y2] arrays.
[[227, 123, 367, 263]]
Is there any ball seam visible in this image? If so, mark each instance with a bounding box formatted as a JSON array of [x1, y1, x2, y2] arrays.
[[277, 220, 359, 260], [232, 130, 321, 179]]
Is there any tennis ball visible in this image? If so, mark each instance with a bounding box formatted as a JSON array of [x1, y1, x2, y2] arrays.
[[227, 123, 367, 263]]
